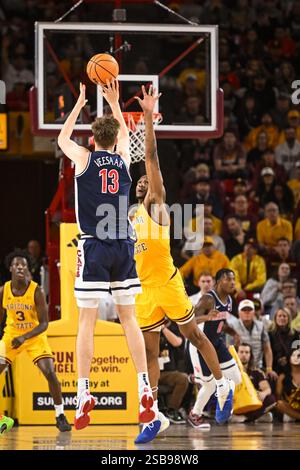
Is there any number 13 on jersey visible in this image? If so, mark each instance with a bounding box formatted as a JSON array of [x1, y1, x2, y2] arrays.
[[99, 168, 119, 194]]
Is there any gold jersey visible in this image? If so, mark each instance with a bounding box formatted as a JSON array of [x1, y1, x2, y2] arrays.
[[2, 281, 42, 335], [133, 203, 176, 287]]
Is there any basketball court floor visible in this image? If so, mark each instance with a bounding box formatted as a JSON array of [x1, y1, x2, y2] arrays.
[[1, 423, 300, 450]]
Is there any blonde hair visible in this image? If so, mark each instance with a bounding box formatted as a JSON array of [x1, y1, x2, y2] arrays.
[[269, 308, 295, 335]]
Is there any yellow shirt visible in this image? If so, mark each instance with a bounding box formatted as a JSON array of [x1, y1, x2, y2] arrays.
[[288, 179, 300, 208], [179, 250, 230, 286], [291, 313, 300, 332], [2, 281, 42, 336], [256, 217, 293, 248], [294, 218, 300, 240], [133, 203, 176, 287], [229, 253, 266, 291], [177, 68, 206, 91], [244, 125, 279, 150]]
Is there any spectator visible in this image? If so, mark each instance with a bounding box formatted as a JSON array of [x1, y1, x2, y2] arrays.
[[287, 161, 300, 207], [276, 349, 300, 422], [203, 216, 225, 254], [158, 321, 188, 424], [189, 271, 214, 306], [176, 95, 204, 124], [246, 130, 269, 171], [256, 167, 276, 208], [278, 110, 300, 144], [275, 127, 300, 176], [261, 263, 291, 314], [236, 93, 260, 139], [247, 75, 276, 119], [270, 279, 300, 319], [229, 238, 266, 295], [271, 183, 295, 220], [26, 239, 43, 284], [188, 176, 223, 219], [213, 130, 247, 180], [253, 149, 287, 186], [245, 113, 279, 151], [257, 202, 293, 252], [226, 195, 257, 236], [235, 343, 276, 422], [283, 296, 300, 333], [225, 216, 246, 259], [189, 200, 222, 236], [228, 299, 275, 375], [182, 215, 225, 260], [2, 54, 34, 93], [223, 178, 251, 215], [253, 298, 271, 331], [179, 236, 230, 289], [269, 309, 300, 374], [267, 237, 299, 279], [270, 93, 290, 131], [177, 54, 206, 93]]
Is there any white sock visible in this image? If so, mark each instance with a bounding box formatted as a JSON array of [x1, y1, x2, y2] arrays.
[[77, 378, 89, 398], [54, 404, 64, 417], [193, 382, 216, 416], [153, 399, 159, 419], [137, 372, 151, 398], [215, 376, 228, 390]]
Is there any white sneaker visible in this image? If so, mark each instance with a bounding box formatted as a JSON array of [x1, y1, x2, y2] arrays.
[[74, 390, 96, 430], [229, 414, 246, 423], [158, 411, 170, 434], [283, 414, 296, 422], [256, 412, 273, 423]]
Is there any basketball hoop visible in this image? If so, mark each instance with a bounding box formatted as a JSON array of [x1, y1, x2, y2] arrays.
[[122, 112, 162, 164]]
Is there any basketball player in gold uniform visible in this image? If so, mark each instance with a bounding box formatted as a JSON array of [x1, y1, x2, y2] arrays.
[[133, 86, 234, 443], [0, 252, 71, 432]]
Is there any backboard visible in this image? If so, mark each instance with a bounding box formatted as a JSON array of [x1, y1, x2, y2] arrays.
[[31, 22, 223, 139]]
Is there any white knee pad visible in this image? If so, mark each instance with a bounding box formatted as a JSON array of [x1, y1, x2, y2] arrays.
[[76, 298, 100, 308], [113, 294, 135, 306], [224, 363, 242, 385]]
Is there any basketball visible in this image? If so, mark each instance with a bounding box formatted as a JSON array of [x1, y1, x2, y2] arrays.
[[86, 53, 119, 85]]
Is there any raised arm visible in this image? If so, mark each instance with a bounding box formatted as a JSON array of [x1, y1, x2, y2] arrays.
[[57, 83, 90, 174], [102, 79, 130, 166], [135, 85, 165, 204]]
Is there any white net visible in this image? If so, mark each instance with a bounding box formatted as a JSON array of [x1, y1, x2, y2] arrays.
[[123, 112, 162, 164]]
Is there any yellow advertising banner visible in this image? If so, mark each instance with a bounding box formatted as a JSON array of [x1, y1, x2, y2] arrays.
[[13, 335, 139, 425], [0, 367, 13, 416], [0, 113, 8, 151]]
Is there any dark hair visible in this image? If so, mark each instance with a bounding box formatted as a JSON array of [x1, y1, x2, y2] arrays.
[[237, 342, 254, 370], [277, 237, 291, 244], [282, 278, 297, 287], [215, 268, 234, 283], [262, 148, 274, 156], [6, 250, 31, 270], [91, 115, 120, 148], [282, 349, 300, 395]]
